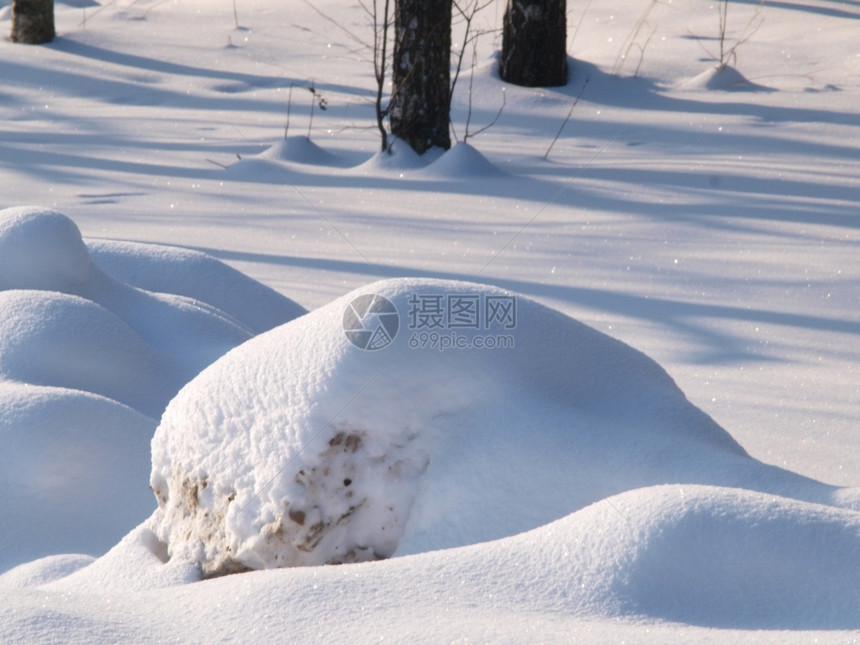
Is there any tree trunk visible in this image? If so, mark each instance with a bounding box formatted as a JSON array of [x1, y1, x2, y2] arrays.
[[390, 0, 452, 154], [11, 0, 55, 44], [500, 0, 567, 87]]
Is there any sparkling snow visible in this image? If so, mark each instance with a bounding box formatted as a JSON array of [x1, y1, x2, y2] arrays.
[[1, 0, 858, 642]]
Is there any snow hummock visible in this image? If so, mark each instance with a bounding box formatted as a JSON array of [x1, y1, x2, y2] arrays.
[[0, 207, 305, 415], [148, 277, 856, 580], [353, 139, 443, 173], [0, 382, 155, 570], [87, 239, 306, 335], [0, 207, 305, 570], [0, 206, 96, 291], [262, 135, 344, 166], [420, 142, 505, 179], [0, 207, 253, 385], [679, 64, 772, 92]]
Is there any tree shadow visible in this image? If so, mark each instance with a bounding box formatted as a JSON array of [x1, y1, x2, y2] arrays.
[[183, 244, 860, 366]]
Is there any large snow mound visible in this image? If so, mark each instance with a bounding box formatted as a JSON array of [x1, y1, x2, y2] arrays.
[[149, 277, 854, 577], [607, 486, 860, 629]]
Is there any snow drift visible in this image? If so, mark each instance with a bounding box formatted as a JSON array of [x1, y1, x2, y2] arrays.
[[0, 382, 155, 570], [0, 206, 252, 401], [0, 207, 306, 570], [0, 206, 306, 416], [149, 277, 855, 578]]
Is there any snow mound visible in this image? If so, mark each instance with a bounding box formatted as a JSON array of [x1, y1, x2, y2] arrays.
[[262, 136, 343, 166], [603, 485, 860, 629], [87, 239, 306, 334], [680, 65, 772, 91], [19, 484, 859, 632], [0, 207, 307, 570], [0, 207, 253, 375], [0, 382, 156, 572], [149, 277, 855, 577], [0, 206, 96, 291], [419, 142, 505, 179], [353, 139, 443, 174], [39, 523, 202, 593], [0, 554, 95, 591], [0, 207, 306, 412], [0, 290, 181, 417]]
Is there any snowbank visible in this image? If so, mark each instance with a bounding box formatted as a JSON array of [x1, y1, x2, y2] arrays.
[[5, 483, 857, 636], [0, 207, 306, 570], [149, 277, 854, 579]]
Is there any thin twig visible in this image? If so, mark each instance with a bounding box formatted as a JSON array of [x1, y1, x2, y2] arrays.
[[544, 77, 589, 160], [284, 83, 293, 139]]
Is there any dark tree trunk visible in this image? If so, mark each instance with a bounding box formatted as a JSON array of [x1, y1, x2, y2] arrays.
[[390, 0, 452, 154], [11, 0, 55, 44], [500, 0, 567, 87]]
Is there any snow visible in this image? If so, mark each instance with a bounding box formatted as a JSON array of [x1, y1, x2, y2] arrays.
[[0, 205, 304, 570], [679, 64, 773, 92], [1, 0, 859, 641], [148, 277, 855, 584], [0, 382, 155, 570]]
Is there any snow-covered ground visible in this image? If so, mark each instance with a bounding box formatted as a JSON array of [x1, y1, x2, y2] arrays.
[[1, 0, 858, 642]]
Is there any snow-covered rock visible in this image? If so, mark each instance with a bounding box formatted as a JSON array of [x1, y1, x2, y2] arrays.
[[150, 277, 853, 578]]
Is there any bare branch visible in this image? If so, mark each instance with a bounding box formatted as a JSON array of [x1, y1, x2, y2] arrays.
[[301, 0, 373, 51]]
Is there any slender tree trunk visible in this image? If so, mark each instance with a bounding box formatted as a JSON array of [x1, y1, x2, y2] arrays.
[[500, 0, 568, 87], [11, 0, 55, 44], [390, 0, 452, 154]]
